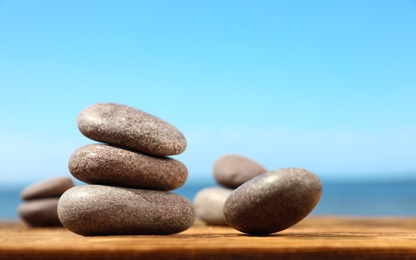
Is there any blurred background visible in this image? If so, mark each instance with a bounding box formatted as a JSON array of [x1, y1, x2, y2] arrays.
[[1, 1, 415, 219]]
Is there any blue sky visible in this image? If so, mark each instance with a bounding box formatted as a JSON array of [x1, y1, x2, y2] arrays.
[[1, 1, 415, 184]]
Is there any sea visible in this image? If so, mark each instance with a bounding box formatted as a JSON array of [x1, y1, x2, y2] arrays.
[[2, 179, 416, 220]]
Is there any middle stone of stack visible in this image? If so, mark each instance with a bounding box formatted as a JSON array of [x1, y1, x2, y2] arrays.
[[59, 102, 195, 236], [69, 144, 187, 191]]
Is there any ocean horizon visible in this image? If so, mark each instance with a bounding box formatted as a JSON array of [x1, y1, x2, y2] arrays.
[[1, 177, 416, 220]]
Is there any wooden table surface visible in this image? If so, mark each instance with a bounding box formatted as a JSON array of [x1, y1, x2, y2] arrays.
[[1, 216, 416, 259]]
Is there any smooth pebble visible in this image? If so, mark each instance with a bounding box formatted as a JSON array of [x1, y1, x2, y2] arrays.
[[58, 185, 196, 236], [20, 177, 74, 201], [77, 102, 187, 156], [69, 144, 187, 190], [194, 187, 233, 226], [223, 168, 322, 235], [213, 154, 267, 188], [18, 198, 61, 226]]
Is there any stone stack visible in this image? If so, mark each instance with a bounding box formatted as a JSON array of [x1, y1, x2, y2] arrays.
[[194, 155, 323, 235], [18, 177, 74, 226], [194, 154, 266, 225], [58, 103, 195, 236]]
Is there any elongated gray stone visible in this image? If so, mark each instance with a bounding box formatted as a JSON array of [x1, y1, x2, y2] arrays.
[[223, 168, 322, 235], [77, 102, 187, 156], [58, 185, 196, 236], [213, 154, 267, 188], [68, 144, 187, 190], [18, 198, 61, 226], [20, 177, 74, 201], [194, 187, 233, 226]]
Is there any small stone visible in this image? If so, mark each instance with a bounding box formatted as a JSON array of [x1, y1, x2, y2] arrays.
[[18, 198, 61, 226], [68, 144, 187, 190], [223, 168, 322, 235], [20, 177, 74, 201], [77, 102, 187, 156], [58, 185, 196, 236], [213, 154, 267, 188], [194, 187, 233, 226]]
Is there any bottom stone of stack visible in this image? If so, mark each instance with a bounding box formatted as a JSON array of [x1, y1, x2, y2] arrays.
[[18, 198, 61, 226], [57, 185, 196, 236]]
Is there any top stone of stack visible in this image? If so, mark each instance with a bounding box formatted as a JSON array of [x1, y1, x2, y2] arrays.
[[20, 177, 74, 201], [213, 154, 267, 189], [77, 103, 187, 156]]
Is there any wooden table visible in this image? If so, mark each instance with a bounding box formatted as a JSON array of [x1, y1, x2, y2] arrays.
[[1, 216, 416, 259]]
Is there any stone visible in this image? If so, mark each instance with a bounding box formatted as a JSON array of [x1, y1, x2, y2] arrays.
[[20, 177, 74, 201], [58, 185, 196, 236], [213, 154, 267, 188], [18, 198, 61, 226], [68, 144, 187, 190], [194, 187, 233, 226], [77, 102, 187, 156], [223, 168, 322, 235]]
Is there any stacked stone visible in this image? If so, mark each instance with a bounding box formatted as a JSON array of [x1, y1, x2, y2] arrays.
[[194, 154, 267, 225], [223, 168, 322, 235], [18, 177, 74, 226], [58, 103, 195, 236]]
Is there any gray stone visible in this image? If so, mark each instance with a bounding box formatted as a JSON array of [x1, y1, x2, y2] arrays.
[[20, 177, 74, 201], [194, 187, 233, 226], [18, 198, 62, 226], [77, 102, 187, 156], [68, 144, 187, 190], [223, 168, 322, 235], [213, 154, 267, 188], [58, 185, 196, 236]]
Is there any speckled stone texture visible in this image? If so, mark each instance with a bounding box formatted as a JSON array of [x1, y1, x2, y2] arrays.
[[58, 185, 196, 236], [77, 103, 187, 156], [18, 198, 61, 226], [213, 154, 267, 188], [20, 177, 74, 201], [68, 144, 187, 190], [223, 168, 322, 235], [194, 187, 233, 226]]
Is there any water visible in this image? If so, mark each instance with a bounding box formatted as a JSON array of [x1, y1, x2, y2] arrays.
[[313, 180, 416, 216], [2, 180, 416, 220], [0, 186, 23, 220]]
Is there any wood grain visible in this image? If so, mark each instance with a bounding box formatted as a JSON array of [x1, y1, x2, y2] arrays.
[[1, 216, 416, 259]]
